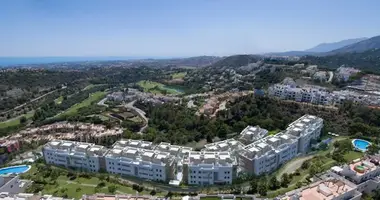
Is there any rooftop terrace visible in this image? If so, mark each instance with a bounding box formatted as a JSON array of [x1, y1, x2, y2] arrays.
[[184, 151, 236, 167], [279, 177, 357, 200], [203, 139, 244, 152], [105, 146, 173, 166], [44, 140, 107, 157], [113, 139, 153, 150]]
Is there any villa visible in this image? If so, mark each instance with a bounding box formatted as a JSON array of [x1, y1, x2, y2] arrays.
[[275, 172, 362, 200]]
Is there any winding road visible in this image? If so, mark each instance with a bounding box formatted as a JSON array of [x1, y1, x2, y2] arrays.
[[124, 100, 149, 134]]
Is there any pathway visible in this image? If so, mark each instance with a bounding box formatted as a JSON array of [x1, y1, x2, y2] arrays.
[[276, 155, 314, 179], [0, 87, 65, 115], [327, 71, 334, 83], [124, 100, 149, 134], [97, 97, 108, 107]]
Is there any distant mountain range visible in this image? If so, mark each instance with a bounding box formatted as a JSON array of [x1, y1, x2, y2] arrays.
[[265, 37, 373, 56], [305, 38, 367, 52], [327, 35, 380, 54]]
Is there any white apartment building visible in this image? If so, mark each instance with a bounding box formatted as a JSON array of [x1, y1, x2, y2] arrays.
[[154, 142, 192, 158], [113, 139, 154, 150], [183, 151, 237, 185], [43, 140, 107, 172], [285, 115, 323, 153], [239, 132, 298, 175], [238, 115, 323, 175], [104, 146, 175, 182], [238, 126, 268, 144], [203, 139, 244, 156], [269, 84, 332, 105], [43, 115, 323, 185]]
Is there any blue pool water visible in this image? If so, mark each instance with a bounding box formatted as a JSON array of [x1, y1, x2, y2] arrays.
[[0, 165, 31, 175], [352, 139, 371, 152]]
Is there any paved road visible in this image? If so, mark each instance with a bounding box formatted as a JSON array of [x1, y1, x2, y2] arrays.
[[276, 155, 314, 179], [0, 87, 65, 115], [327, 71, 334, 83], [124, 100, 149, 134], [97, 97, 108, 107]]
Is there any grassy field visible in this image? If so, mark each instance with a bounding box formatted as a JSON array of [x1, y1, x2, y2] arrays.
[[54, 96, 64, 104], [344, 151, 364, 161], [137, 80, 182, 94], [0, 111, 34, 129], [171, 72, 187, 79], [59, 91, 106, 117], [23, 164, 164, 199]]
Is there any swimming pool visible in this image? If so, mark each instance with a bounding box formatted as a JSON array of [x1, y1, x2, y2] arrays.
[[0, 165, 31, 175], [352, 139, 371, 152]]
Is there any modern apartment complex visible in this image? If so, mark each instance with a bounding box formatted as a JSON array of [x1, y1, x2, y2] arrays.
[[43, 115, 323, 185], [43, 140, 107, 172], [238, 115, 323, 175], [268, 84, 331, 105], [238, 126, 268, 144], [183, 151, 237, 185], [104, 146, 175, 182]]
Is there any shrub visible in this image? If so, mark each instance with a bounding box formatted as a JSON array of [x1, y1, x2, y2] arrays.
[[150, 190, 157, 196]]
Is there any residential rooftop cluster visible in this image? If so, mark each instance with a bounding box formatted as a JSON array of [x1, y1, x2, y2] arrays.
[[43, 115, 323, 185], [107, 88, 180, 104], [276, 155, 380, 200], [0, 192, 74, 200], [1, 122, 123, 144], [269, 78, 380, 107]]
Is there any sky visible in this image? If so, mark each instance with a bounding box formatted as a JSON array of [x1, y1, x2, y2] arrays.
[[0, 0, 379, 57]]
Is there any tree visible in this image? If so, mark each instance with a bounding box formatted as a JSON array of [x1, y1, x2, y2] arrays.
[[258, 181, 268, 196], [269, 176, 280, 190], [108, 185, 117, 194], [281, 173, 290, 188], [319, 142, 328, 150], [332, 151, 346, 163], [367, 144, 380, 155], [301, 161, 310, 170], [20, 116, 27, 124], [296, 181, 303, 188], [247, 180, 258, 194], [150, 189, 157, 196]]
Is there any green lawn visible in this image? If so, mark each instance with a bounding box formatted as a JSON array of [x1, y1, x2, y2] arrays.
[[0, 110, 34, 129], [137, 80, 182, 94], [58, 91, 106, 117], [268, 129, 281, 135], [344, 151, 364, 161], [23, 164, 164, 199], [171, 72, 187, 79], [54, 96, 64, 104], [200, 197, 221, 200]]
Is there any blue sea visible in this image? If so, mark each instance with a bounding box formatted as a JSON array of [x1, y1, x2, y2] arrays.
[[0, 56, 158, 67]]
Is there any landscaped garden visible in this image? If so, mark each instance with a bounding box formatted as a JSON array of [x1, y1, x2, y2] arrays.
[[21, 163, 164, 199]]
